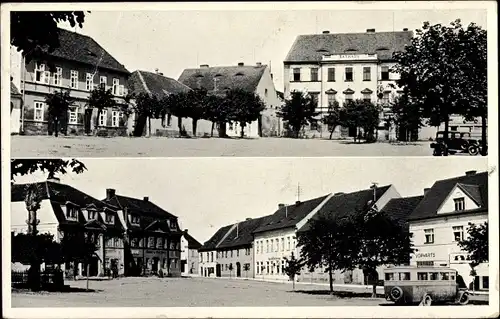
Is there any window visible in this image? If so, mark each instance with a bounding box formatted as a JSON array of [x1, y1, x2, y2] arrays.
[[70, 70, 79, 89], [66, 206, 77, 219], [417, 261, 434, 267], [88, 210, 97, 220], [441, 272, 450, 280], [130, 215, 140, 225], [327, 68, 335, 82], [363, 67, 371, 81], [382, 92, 390, 105], [225, 251, 228, 258], [266, 240, 269, 253], [237, 250, 240, 257], [345, 67, 353, 82], [105, 213, 114, 224], [99, 110, 107, 126], [362, 94, 371, 102], [113, 78, 120, 95], [100, 76, 107, 88], [119, 85, 125, 96], [424, 229, 434, 244], [381, 66, 390, 80], [35, 63, 46, 83], [483, 276, 489, 289], [157, 238, 163, 249], [454, 197, 465, 211], [53, 67, 62, 86], [344, 94, 353, 104], [200, 253, 203, 263], [417, 272, 429, 280], [292, 68, 301, 81], [86, 73, 94, 91], [310, 68, 319, 81], [430, 272, 439, 280], [310, 93, 319, 108], [270, 239, 274, 252], [281, 260, 285, 274], [385, 273, 395, 281], [256, 241, 260, 254], [327, 94, 337, 106], [264, 88, 268, 98], [112, 111, 120, 127], [34, 102, 45, 121], [148, 237, 155, 248], [287, 237, 290, 250], [210, 252, 213, 262], [68, 106, 78, 124], [131, 237, 139, 248], [453, 226, 464, 242], [114, 237, 120, 248], [399, 272, 411, 280], [281, 238, 284, 251]]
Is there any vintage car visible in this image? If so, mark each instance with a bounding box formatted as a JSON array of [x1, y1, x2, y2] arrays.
[[383, 266, 470, 306], [431, 131, 480, 156]]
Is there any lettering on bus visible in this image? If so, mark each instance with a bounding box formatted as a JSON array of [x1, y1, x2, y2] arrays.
[[415, 252, 436, 259]]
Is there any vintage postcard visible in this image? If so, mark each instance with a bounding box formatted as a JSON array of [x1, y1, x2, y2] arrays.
[[1, 1, 498, 319]]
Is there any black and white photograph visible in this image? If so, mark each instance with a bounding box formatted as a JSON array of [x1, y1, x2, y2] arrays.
[[1, 1, 498, 319]]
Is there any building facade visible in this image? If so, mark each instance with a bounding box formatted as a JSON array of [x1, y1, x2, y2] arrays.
[[198, 224, 235, 277], [178, 62, 281, 137], [408, 170, 489, 291], [10, 79, 22, 134], [10, 28, 130, 136], [181, 230, 202, 276]]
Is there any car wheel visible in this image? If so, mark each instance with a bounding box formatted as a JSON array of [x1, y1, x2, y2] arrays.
[[468, 145, 479, 156], [390, 286, 403, 302]]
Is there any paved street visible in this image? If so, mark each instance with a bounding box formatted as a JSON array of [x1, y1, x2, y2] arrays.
[[10, 135, 434, 157], [12, 277, 391, 307]]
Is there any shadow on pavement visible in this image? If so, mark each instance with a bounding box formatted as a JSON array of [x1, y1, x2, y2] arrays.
[[12, 286, 103, 293], [292, 289, 384, 299]]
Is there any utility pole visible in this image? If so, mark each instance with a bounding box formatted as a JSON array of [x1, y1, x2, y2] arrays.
[[371, 182, 378, 202], [296, 183, 301, 202]]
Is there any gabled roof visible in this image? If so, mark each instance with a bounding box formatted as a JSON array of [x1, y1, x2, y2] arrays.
[[183, 232, 202, 249], [217, 216, 270, 249], [42, 28, 129, 74], [379, 195, 424, 226], [253, 194, 331, 234], [11, 81, 21, 96], [198, 224, 234, 252], [178, 64, 267, 93], [298, 185, 392, 233], [409, 171, 488, 221], [284, 30, 413, 63], [102, 194, 178, 220], [128, 70, 191, 98]]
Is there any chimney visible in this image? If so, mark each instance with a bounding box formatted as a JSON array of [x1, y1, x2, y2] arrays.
[[278, 203, 285, 209], [403, 28, 409, 31], [424, 188, 431, 196], [184, 229, 188, 234], [155, 68, 159, 74], [200, 64, 209, 68], [256, 62, 262, 67], [322, 30, 330, 34], [465, 170, 477, 176], [143, 196, 149, 202], [295, 200, 301, 205], [106, 188, 116, 200], [238, 62, 244, 67], [366, 28, 376, 33]]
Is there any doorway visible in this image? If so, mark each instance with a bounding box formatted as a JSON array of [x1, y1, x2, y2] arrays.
[[84, 108, 93, 134], [216, 264, 221, 277], [236, 262, 241, 277]]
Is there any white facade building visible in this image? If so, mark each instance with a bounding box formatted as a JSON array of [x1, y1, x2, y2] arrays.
[[409, 170, 489, 290]]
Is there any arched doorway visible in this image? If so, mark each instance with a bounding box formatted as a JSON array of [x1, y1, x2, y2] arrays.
[[236, 262, 241, 277]]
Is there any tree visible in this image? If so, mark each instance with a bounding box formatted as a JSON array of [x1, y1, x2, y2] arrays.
[[185, 88, 208, 137], [204, 94, 233, 137], [132, 93, 162, 137], [388, 90, 424, 142], [283, 252, 304, 291], [458, 221, 488, 289], [228, 263, 234, 278], [392, 19, 487, 156], [88, 85, 117, 130], [45, 90, 73, 137], [352, 203, 415, 297], [226, 88, 266, 138], [11, 159, 87, 182], [11, 11, 87, 66], [243, 263, 250, 278], [322, 101, 344, 140], [11, 233, 62, 265], [164, 92, 191, 137], [297, 213, 359, 294], [278, 91, 319, 138]]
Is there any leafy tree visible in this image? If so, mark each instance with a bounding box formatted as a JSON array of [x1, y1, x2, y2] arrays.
[[185, 88, 208, 136], [226, 88, 266, 138], [88, 85, 117, 130], [45, 90, 72, 137], [458, 222, 488, 283], [10, 11, 87, 66], [297, 212, 359, 294], [278, 91, 319, 138], [283, 252, 304, 291], [132, 93, 162, 137], [11, 233, 62, 265], [388, 90, 424, 142], [11, 158, 87, 182], [322, 101, 344, 140], [342, 99, 381, 143], [243, 263, 250, 278], [204, 94, 232, 137], [392, 19, 487, 155], [164, 92, 191, 137]]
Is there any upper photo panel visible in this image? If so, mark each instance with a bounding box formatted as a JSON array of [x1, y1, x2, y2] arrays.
[[8, 7, 490, 157]]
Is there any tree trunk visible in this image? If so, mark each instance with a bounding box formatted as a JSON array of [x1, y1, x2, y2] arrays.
[[86, 263, 90, 291], [95, 109, 101, 130], [54, 117, 59, 137], [481, 114, 487, 156], [177, 117, 183, 136], [148, 116, 152, 137], [328, 268, 334, 294], [329, 127, 334, 140], [211, 122, 215, 137], [192, 118, 198, 137], [240, 123, 245, 138], [372, 283, 377, 298], [293, 277, 295, 291]]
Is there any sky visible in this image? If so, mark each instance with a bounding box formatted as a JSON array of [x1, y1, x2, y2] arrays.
[[12, 157, 489, 244], [56, 5, 488, 93]]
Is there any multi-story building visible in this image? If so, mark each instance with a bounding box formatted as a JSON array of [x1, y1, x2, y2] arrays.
[[101, 189, 183, 277], [198, 224, 235, 277], [181, 230, 202, 276], [283, 28, 412, 139], [408, 170, 489, 291], [10, 28, 130, 136], [11, 177, 124, 278], [178, 62, 281, 137], [10, 78, 22, 134]]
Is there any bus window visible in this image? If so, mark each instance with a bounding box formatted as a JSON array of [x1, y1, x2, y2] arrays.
[[450, 273, 456, 281], [399, 272, 411, 281], [440, 272, 449, 280], [430, 272, 439, 280], [417, 272, 428, 280], [385, 273, 394, 281]]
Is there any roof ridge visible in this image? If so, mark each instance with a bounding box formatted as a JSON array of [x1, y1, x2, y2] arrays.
[[299, 30, 411, 37], [136, 71, 151, 94]]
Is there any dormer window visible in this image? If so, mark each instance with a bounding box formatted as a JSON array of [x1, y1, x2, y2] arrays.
[[105, 213, 115, 224], [88, 210, 97, 220], [130, 215, 140, 225], [454, 197, 465, 211], [66, 206, 78, 220]]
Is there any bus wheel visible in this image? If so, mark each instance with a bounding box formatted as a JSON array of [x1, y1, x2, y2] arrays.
[[420, 294, 432, 306], [458, 292, 470, 305]]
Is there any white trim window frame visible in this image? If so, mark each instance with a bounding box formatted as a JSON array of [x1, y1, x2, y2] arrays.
[[111, 110, 120, 127], [34, 101, 45, 122], [86, 73, 94, 91], [99, 110, 108, 127], [68, 106, 79, 124], [100, 76, 107, 89], [34, 62, 46, 83], [112, 78, 120, 95], [70, 70, 79, 89], [53, 67, 62, 86]]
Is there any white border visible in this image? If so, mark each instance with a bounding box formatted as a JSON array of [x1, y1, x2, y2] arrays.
[[1, 1, 499, 318]]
